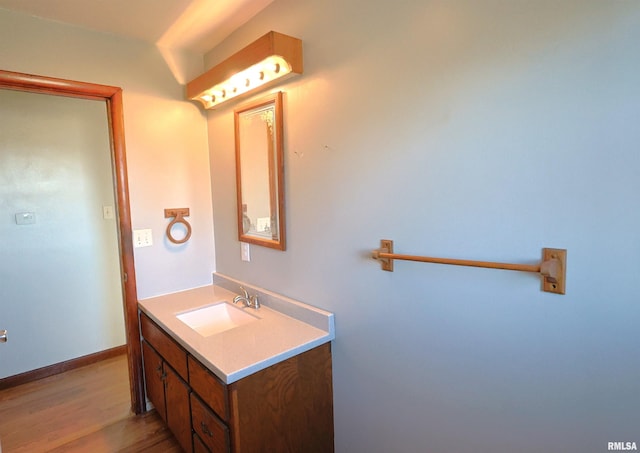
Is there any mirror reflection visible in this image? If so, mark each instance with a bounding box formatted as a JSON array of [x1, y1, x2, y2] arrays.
[[234, 92, 285, 250]]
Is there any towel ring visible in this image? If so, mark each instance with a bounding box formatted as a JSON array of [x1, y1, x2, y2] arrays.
[[164, 208, 192, 244]]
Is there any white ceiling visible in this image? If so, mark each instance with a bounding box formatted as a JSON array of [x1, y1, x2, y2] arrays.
[[0, 0, 273, 53]]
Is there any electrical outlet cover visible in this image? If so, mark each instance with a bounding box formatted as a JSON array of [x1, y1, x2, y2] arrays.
[[241, 242, 251, 262]]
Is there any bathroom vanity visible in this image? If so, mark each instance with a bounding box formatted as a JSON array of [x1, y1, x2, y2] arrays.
[[138, 277, 335, 453]]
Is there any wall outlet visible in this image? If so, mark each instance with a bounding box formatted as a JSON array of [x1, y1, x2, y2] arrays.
[[133, 229, 153, 248], [241, 242, 251, 262]]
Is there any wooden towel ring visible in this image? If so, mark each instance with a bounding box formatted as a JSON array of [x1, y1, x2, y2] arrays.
[[164, 208, 192, 244]]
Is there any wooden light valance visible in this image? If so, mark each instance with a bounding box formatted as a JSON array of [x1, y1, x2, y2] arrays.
[[186, 31, 302, 109]]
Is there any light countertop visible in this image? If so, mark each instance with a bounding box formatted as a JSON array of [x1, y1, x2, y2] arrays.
[[138, 282, 334, 384]]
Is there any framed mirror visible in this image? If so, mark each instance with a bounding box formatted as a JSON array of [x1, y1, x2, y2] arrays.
[[234, 92, 286, 250]]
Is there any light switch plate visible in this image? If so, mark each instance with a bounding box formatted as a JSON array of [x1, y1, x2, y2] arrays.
[[15, 212, 36, 225], [133, 229, 153, 248], [256, 217, 270, 233], [103, 205, 114, 219]]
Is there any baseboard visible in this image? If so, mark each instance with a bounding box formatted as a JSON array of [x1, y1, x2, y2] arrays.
[[0, 345, 127, 391]]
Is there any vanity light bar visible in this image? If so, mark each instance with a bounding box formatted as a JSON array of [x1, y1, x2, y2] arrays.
[[186, 31, 303, 109]]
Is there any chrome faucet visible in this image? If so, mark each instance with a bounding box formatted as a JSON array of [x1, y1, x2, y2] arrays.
[[233, 286, 260, 309]]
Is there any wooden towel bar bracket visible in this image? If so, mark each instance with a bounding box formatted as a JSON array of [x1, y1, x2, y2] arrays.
[[372, 239, 566, 294]]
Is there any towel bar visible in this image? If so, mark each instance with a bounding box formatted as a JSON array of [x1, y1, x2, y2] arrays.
[[372, 240, 566, 294]]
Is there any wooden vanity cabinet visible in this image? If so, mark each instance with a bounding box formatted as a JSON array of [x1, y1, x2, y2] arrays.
[[187, 341, 334, 453], [140, 311, 334, 453], [228, 343, 334, 453]]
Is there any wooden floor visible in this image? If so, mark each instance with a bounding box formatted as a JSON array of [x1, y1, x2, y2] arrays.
[[0, 354, 182, 453]]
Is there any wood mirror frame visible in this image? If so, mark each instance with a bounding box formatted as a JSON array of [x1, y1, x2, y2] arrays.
[[234, 92, 286, 250], [0, 69, 145, 414]]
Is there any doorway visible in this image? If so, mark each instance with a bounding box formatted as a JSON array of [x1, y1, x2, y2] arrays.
[[0, 88, 125, 377], [0, 70, 144, 414]]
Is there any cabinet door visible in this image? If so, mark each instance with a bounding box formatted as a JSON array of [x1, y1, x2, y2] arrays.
[[142, 341, 166, 422], [165, 365, 193, 453]]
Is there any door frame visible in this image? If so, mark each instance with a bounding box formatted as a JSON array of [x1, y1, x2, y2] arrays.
[[0, 69, 145, 414]]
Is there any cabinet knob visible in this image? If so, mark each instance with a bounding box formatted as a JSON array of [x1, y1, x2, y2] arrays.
[[0, 329, 7, 343], [200, 421, 214, 437], [155, 364, 166, 380]]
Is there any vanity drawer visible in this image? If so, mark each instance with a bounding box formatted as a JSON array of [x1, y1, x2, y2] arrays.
[[191, 393, 230, 453], [193, 433, 209, 453], [140, 312, 188, 380], [188, 355, 228, 421]]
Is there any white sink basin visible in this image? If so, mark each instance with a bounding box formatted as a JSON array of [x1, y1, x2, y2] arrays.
[[176, 302, 259, 337]]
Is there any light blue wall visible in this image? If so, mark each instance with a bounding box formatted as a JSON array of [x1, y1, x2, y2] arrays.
[[0, 8, 215, 300], [207, 1, 640, 452]]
